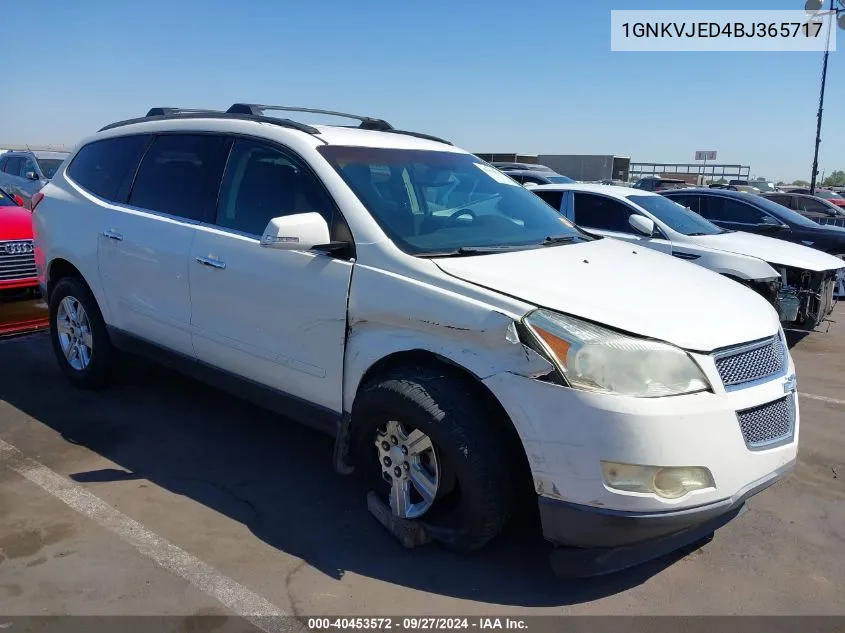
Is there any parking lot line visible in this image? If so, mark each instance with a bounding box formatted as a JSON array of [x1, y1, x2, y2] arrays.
[[0, 438, 299, 633], [800, 392, 845, 406]]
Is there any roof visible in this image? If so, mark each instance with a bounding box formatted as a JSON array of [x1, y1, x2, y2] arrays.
[[662, 187, 757, 198], [527, 183, 659, 199], [1, 149, 69, 158], [93, 105, 459, 153]]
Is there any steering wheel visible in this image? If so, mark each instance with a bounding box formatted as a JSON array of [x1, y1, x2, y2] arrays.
[[445, 208, 476, 225]]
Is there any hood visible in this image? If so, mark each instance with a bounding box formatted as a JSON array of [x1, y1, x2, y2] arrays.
[[694, 231, 845, 272], [0, 206, 33, 240], [435, 238, 779, 352]]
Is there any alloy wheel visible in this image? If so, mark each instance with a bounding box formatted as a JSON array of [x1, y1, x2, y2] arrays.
[[375, 420, 440, 519], [56, 296, 93, 371]]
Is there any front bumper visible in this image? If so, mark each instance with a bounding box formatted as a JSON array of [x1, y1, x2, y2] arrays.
[[541, 458, 795, 577], [539, 457, 794, 549], [0, 277, 39, 291]]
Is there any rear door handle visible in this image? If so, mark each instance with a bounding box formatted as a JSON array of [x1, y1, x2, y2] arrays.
[[194, 256, 226, 270], [102, 230, 123, 241]]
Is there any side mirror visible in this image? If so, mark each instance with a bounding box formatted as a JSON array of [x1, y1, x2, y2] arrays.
[[25, 171, 39, 181], [629, 214, 656, 237], [13, 195, 25, 207], [260, 212, 331, 251]]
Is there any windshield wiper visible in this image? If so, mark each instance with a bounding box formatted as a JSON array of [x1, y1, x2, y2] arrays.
[[420, 245, 526, 258], [541, 235, 577, 245], [686, 232, 708, 236]]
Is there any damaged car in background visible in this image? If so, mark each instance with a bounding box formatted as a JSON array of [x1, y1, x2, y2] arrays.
[[528, 183, 844, 329], [662, 188, 845, 324]]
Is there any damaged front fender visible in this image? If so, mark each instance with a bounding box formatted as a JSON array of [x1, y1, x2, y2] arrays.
[[342, 266, 553, 414]]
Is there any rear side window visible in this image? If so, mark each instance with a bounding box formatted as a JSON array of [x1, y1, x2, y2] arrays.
[[533, 190, 563, 210], [68, 135, 150, 201], [129, 134, 228, 221], [573, 192, 636, 232], [796, 197, 831, 214], [765, 194, 790, 207], [702, 196, 770, 223], [667, 194, 700, 213], [3, 156, 23, 176]]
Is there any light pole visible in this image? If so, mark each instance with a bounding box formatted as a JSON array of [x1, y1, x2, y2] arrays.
[[805, 0, 845, 194]]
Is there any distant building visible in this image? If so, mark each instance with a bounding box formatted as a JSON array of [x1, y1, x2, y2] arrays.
[[475, 153, 630, 182], [630, 162, 751, 184], [0, 143, 73, 155]]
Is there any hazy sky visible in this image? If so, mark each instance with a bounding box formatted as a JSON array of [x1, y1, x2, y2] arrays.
[[2, 0, 842, 183]]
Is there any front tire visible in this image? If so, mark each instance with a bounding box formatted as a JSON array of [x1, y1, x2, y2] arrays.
[[49, 277, 115, 389], [352, 366, 517, 552], [833, 254, 845, 300]]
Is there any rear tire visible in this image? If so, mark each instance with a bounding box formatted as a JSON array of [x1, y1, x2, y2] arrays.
[[49, 277, 115, 390], [351, 366, 517, 552]]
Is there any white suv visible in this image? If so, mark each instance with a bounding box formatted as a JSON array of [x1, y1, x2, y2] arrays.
[[33, 104, 799, 575]]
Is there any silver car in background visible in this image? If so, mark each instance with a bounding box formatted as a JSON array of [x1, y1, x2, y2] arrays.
[[0, 150, 69, 208]]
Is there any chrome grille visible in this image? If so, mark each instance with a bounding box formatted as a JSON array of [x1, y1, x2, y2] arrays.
[[714, 335, 785, 389], [816, 216, 845, 228], [736, 395, 795, 449], [0, 240, 36, 281]]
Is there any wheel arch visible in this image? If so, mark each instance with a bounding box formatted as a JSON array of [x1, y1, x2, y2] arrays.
[[346, 348, 534, 485], [45, 256, 112, 323], [46, 258, 85, 300]]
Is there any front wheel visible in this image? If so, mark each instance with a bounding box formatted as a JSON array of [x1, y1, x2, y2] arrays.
[[49, 277, 115, 389], [833, 254, 845, 299], [352, 366, 518, 552]]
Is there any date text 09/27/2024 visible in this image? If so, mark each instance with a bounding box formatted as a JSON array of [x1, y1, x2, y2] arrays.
[[621, 22, 824, 39], [307, 618, 528, 631]]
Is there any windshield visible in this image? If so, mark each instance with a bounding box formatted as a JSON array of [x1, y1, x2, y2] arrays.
[[815, 190, 844, 200], [749, 194, 826, 228], [0, 189, 16, 206], [36, 158, 65, 179], [547, 175, 575, 184], [628, 195, 723, 236], [750, 181, 777, 192], [319, 147, 591, 255]]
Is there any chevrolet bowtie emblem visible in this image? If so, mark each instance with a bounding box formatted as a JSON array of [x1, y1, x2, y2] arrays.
[[784, 373, 797, 393]]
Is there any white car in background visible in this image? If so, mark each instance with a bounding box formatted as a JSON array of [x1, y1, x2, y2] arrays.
[[527, 183, 844, 328]]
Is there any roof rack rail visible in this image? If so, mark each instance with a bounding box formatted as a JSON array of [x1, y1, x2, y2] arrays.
[[226, 103, 394, 131], [145, 107, 221, 117], [386, 130, 452, 145], [99, 111, 320, 135]]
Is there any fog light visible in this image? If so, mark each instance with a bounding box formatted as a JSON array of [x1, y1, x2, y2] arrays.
[[601, 462, 715, 499]]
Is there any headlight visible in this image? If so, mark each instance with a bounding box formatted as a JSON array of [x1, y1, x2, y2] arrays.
[[523, 309, 711, 397]]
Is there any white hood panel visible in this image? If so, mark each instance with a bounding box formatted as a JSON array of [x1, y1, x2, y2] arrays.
[[693, 231, 845, 272], [435, 238, 780, 352]]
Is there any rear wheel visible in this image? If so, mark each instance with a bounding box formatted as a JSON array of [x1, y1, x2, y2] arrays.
[[352, 366, 517, 552], [49, 277, 115, 389]]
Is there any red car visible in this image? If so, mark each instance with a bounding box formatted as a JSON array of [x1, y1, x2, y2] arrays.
[[0, 186, 37, 292]]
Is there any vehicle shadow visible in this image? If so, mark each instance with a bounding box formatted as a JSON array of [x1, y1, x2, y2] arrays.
[[783, 328, 811, 349], [0, 334, 698, 607]]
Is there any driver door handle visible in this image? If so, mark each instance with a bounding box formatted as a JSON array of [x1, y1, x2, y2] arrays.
[[194, 255, 226, 270]]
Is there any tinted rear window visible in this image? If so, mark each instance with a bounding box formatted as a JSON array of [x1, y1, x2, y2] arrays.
[[36, 158, 66, 179], [67, 135, 150, 201], [128, 134, 228, 221]]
